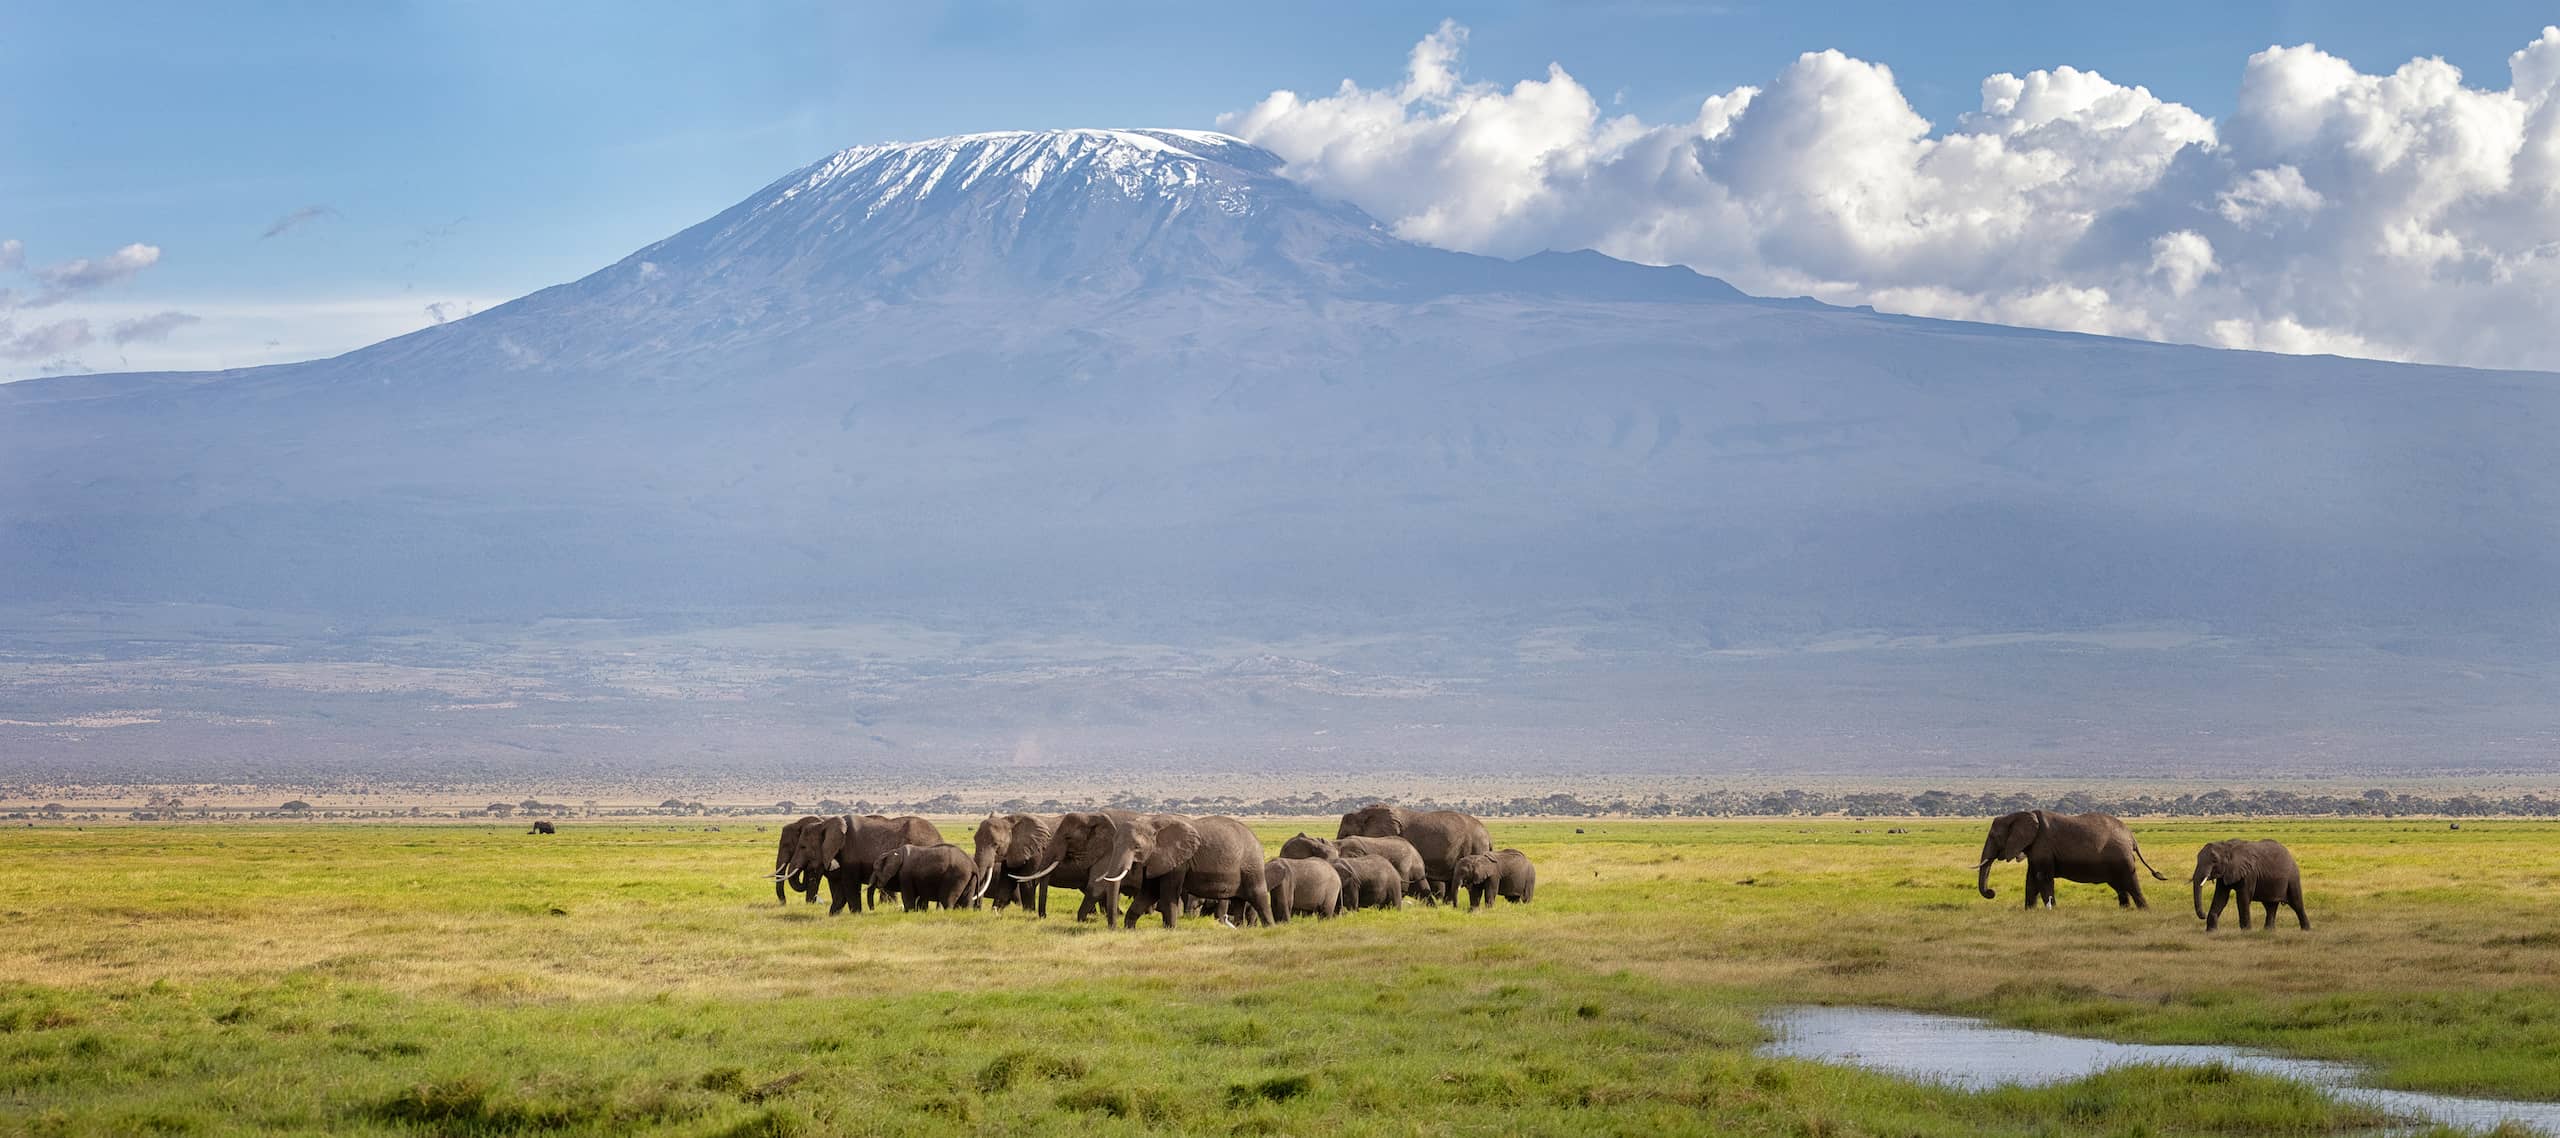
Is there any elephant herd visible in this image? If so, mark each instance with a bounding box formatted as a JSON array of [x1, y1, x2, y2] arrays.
[[1975, 810, 2310, 931], [765, 805, 1538, 928]]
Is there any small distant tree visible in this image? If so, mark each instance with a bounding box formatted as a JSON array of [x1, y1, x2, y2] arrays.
[[660, 798, 687, 810], [280, 800, 311, 812], [487, 802, 515, 818], [774, 801, 798, 813]]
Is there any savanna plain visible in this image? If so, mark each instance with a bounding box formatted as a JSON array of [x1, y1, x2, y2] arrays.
[[4, 818, 2557, 1137]]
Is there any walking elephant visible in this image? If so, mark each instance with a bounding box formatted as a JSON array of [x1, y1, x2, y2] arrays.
[[1118, 814, 1273, 929], [771, 816, 826, 905], [1005, 810, 1136, 926], [1284, 832, 1430, 902], [874, 843, 977, 911], [1264, 856, 1342, 921], [1974, 810, 2167, 910], [1456, 848, 1535, 910], [1338, 804, 1490, 903], [781, 814, 941, 914], [2192, 839, 2309, 931], [971, 812, 1059, 912], [1331, 852, 1405, 910]]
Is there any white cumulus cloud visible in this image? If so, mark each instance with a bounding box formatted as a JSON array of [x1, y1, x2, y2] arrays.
[[1224, 22, 2560, 371]]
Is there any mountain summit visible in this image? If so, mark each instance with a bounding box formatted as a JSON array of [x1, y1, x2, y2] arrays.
[[4, 127, 2560, 778]]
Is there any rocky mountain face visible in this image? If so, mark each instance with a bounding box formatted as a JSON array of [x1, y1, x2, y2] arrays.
[[4, 129, 2558, 781]]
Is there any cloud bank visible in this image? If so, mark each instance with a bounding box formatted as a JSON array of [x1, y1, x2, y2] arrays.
[[1225, 22, 2560, 371], [1, 239, 174, 369]]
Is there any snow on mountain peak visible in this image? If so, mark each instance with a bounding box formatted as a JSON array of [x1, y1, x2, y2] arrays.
[[764, 128, 1276, 216]]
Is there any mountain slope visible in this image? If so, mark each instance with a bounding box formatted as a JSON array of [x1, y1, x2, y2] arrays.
[[3, 129, 2559, 780]]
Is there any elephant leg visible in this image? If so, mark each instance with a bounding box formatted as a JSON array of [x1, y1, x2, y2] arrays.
[[2234, 877, 2254, 928], [2259, 900, 2277, 930], [2127, 875, 2148, 909], [2288, 887, 2310, 931], [2206, 882, 2231, 930], [1037, 881, 1050, 919]]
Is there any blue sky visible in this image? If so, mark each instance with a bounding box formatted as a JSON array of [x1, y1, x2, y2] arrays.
[[6, 1, 2559, 377]]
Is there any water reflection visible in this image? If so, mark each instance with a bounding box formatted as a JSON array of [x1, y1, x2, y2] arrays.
[[1761, 1005, 2559, 1135]]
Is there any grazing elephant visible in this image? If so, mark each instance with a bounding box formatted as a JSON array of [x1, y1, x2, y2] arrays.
[[1456, 849, 1535, 910], [971, 812, 1058, 912], [1119, 814, 1273, 929], [1331, 853, 1405, 910], [1264, 857, 1342, 921], [771, 816, 827, 904], [528, 820, 556, 835], [2193, 839, 2309, 931], [1006, 810, 1136, 926], [1974, 810, 2167, 910], [804, 814, 943, 914], [873, 843, 976, 911], [1338, 804, 1491, 903]]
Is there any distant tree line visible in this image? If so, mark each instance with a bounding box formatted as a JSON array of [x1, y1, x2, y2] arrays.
[[13, 786, 2560, 822]]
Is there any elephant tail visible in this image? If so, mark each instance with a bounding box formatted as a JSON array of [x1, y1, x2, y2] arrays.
[[2133, 842, 2167, 881]]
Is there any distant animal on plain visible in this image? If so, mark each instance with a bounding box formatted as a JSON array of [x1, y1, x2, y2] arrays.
[[1455, 849, 1536, 910], [528, 820, 556, 835], [1975, 810, 2167, 910], [2191, 839, 2309, 931]]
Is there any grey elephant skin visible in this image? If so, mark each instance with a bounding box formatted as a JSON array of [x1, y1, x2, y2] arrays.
[[2192, 839, 2309, 931], [872, 843, 977, 911], [1284, 832, 1431, 902], [971, 812, 1059, 912], [1975, 810, 2167, 909], [1118, 814, 1274, 929], [783, 814, 942, 914], [1339, 804, 1490, 903], [1263, 856, 1342, 921], [1005, 810, 1141, 927], [1456, 849, 1536, 910], [1330, 852, 1405, 910], [772, 816, 826, 905]]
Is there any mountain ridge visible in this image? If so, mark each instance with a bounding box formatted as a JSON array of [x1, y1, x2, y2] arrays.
[[3, 126, 2559, 780]]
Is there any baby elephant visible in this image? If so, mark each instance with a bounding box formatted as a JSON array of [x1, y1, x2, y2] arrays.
[[873, 843, 978, 912], [1455, 849, 1536, 910], [1264, 856, 1343, 921], [2192, 839, 2308, 931]]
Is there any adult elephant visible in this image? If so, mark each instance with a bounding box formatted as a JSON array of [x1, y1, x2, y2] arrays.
[[1338, 804, 1490, 903], [1001, 810, 1140, 925], [770, 816, 826, 905], [809, 814, 943, 914], [1975, 810, 2167, 910], [1118, 814, 1273, 929], [971, 812, 1059, 912], [2192, 839, 2309, 931]]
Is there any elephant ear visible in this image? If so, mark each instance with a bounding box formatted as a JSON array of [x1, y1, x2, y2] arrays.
[[1147, 818, 1203, 877], [817, 816, 850, 868], [1011, 814, 1055, 862]]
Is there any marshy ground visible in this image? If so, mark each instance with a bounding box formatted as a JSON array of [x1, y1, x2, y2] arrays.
[[3, 818, 2554, 1135]]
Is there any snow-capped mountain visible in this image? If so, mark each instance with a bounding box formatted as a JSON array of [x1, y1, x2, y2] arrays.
[[3, 127, 2557, 652]]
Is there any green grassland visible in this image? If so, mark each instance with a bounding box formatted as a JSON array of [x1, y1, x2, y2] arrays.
[[4, 818, 2557, 1136]]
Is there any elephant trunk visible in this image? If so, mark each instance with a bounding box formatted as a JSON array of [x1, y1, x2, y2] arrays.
[[1976, 858, 1996, 900], [2192, 879, 2207, 921]]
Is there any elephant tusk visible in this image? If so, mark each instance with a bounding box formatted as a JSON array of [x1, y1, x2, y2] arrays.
[[1973, 858, 1994, 870], [1009, 859, 1061, 882], [970, 865, 995, 902], [1097, 867, 1129, 884]]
